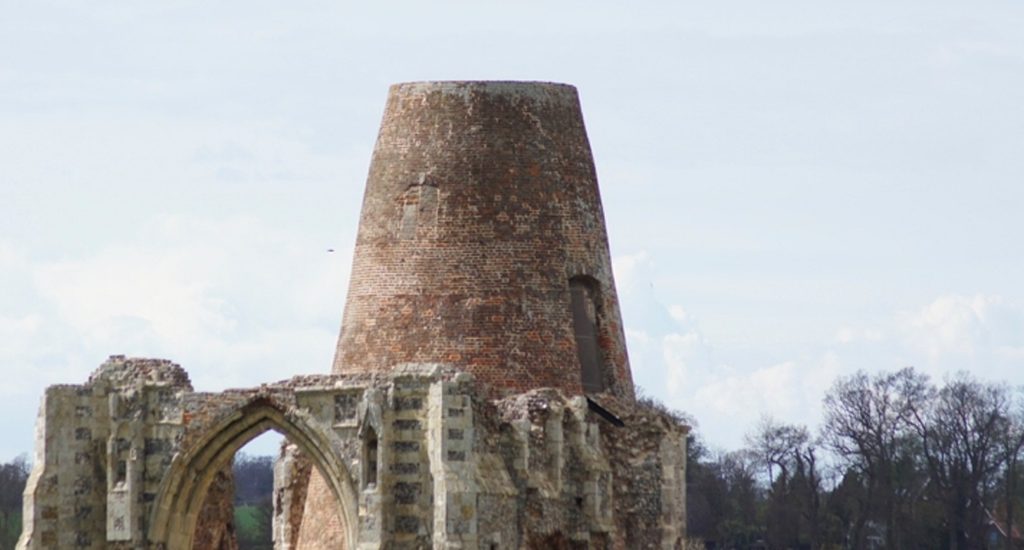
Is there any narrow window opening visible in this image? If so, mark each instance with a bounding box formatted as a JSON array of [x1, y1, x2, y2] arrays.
[[115, 460, 127, 485], [364, 427, 379, 489], [570, 276, 606, 392]]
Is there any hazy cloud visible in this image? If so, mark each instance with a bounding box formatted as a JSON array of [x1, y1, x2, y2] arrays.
[[3, 0, 1024, 460]]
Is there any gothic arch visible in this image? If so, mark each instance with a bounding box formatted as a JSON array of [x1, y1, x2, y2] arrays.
[[148, 395, 358, 549]]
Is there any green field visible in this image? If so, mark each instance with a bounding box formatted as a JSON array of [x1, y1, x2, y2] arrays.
[[234, 504, 272, 550], [234, 505, 261, 533]]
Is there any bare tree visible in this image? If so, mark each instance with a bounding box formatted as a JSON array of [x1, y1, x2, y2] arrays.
[[747, 417, 824, 548], [907, 373, 1010, 550], [820, 367, 930, 549], [747, 416, 808, 486], [998, 390, 1024, 550]]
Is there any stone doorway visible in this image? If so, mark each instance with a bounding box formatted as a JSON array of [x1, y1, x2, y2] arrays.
[[149, 398, 357, 550]]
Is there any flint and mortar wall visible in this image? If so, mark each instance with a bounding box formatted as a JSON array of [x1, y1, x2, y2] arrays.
[[19, 80, 687, 550], [20, 357, 685, 549], [16, 358, 193, 549]]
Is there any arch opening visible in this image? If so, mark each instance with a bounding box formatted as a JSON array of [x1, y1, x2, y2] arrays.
[[362, 426, 378, 490], [149, 398, 358, 550], [227, 432, 279, 550]]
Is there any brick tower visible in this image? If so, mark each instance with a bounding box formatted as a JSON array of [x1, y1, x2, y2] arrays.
[[17, 81, 688, 550], [333, 81, 635, 401]]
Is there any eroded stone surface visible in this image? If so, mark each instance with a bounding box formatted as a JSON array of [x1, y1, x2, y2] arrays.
[[18, 81, 688, 549], [193, 467, 239, 550], [273, 443, 311, 550], [19, 357, 685, 549]]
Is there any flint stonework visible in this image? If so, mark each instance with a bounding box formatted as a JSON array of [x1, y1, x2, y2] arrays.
[[18, 81, 688, 549]]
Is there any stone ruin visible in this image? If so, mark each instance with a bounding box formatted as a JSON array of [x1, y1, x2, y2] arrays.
[[17, 81, 689, 549]]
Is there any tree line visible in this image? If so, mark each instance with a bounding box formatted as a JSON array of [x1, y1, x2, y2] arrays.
[[0, 455, 29, 549], [233, 453, 274, 550], [684, 368, 1024, 549]]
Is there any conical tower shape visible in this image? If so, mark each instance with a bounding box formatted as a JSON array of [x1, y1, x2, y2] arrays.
[[334, 81, 634, 400]]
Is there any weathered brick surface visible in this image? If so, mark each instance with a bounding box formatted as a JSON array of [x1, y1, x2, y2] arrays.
[[193, 467, 239, 550], [292, 470, 347, 549], [19, 82, 688, 550], [334, 82, 635, 401]]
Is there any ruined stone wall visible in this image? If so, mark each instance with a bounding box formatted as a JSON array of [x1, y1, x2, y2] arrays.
[[333, 81, 635, 401], [272, 443, 312, 550], [19, 358, 685, 549], [19, 81, 687, 549], [192, 467, 239, 550], [17, 357, 192, 549]]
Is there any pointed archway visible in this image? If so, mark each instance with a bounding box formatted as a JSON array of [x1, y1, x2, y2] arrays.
[[148, 396, 358, 549]]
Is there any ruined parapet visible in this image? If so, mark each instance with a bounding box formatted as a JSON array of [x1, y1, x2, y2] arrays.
[[17, 356, 194, 549], [19, 358, 685, 549], [334, 81, 635, 401], [87, 355, 192, 391]]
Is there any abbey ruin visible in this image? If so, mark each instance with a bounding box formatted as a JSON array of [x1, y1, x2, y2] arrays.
[[17, 81, 688, 549]]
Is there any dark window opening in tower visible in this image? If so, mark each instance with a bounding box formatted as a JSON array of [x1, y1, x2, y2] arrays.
[[364, 427, 379, 488], [115, 459, 127, 485], [570, 276, 606, 392]]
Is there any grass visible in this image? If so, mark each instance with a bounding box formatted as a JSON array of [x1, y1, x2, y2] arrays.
[[234, 503, 273, 550], [234, 505, 262, 535]]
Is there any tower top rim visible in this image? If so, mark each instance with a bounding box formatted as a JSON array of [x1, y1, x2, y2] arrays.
[[388, 81, 579, 102]]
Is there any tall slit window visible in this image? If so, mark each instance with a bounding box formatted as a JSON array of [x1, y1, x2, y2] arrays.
[[570, 276, 605, 392], [363, 427, 379, 489]]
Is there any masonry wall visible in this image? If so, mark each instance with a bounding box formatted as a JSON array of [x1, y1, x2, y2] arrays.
[[333, 81, 635, 401], [20, 358, 685, 549], [17, 358, 193, 550], [20, 81, 686, 549]]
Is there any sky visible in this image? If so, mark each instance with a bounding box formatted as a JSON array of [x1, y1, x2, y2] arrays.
[[2, 0, 1024, 461]]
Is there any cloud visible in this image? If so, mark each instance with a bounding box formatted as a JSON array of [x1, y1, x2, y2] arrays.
[[676, 352, 842, 449], [634, 294, 1024, 450], [694, 362, 801, 418], [668, 305, 689, 323], [662, 328, 711, 397], [35, 245, 232, 349], [611, 250, 650, 297], [901, 294, 991, 356], [0, 314, 44, 357], [894, 293, 1024, 379], [835, 326, 883, 344], [0, 213, 356, 458], [5, 213, 351, 404]]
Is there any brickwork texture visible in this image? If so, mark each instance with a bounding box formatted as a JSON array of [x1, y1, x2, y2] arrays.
[[334, 82, 635, 401], [17, 81, 688, 550]]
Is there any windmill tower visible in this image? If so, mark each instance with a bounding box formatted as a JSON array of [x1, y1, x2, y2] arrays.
[[334, 81, 635, 401]]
